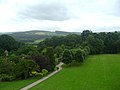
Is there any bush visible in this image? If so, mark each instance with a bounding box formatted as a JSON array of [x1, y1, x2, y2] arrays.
[[75, 49, 84, 63], [42, 69, 48, 76], [9, 54, 20, 64], [32, 55, 55, 71], [62, 49, 72, 64], [0, 74, 15, 81], [15, 59, 37, 79], [31, 71, 43, 77], [82, 50, 87, 59], [0, 58, 15, 76], [37, 73, 43, 77]]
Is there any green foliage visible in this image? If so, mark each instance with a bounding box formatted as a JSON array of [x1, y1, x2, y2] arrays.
[[8, 54, 20, 64], [42, 69, 48, 76], [46, 47, 54, 59], [115, 39, 120, 53], [30, 54, 120, 90], [54, 46, 63, 58], [0, 74, 15, 81], [31, 71, 43, 77], [38, 34, 82, 51], [82, 50, 87, 59], [0, 35, 19, 51], [0, 58, 15, 76], [15, 59, 37, 79], [38, 30, 120, 54], [42, 47, 55, 66], [17, 45, 38, 55], [81, 30, 92, 41], [0, 48, 4, 56], [104, 32, 119, 53], [86, 35, 104, 54], [75, 49, 84, 63], [84, 46, 90, 55], [31, 55, 55, 71], [30, 69, 48, 77], [62, 49, 72, 64]]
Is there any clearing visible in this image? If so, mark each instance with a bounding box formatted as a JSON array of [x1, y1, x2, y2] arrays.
[[30, 54, 120, 90]]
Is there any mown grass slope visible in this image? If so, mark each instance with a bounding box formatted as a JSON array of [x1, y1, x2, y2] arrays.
[[30, 54, 120, 90], [0, 77, 40, 90]]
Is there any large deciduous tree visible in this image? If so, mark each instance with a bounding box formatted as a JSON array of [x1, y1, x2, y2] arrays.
[[54, 46, 63, 58], [0, 35, 18, 51], [0, 58, 15, 76], [15, 59, 37, 79], [31, 55, 55, 71], [62, 49, 72, 64], [75, 49, 84, 63]]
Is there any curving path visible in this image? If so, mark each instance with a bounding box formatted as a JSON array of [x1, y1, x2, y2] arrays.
[[20, 62, 63, 90]]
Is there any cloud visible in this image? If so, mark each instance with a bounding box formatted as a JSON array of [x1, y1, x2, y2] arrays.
[[19, 2, 71, 21], [102, 0, 120, 17], [0, 0, 120, 32]]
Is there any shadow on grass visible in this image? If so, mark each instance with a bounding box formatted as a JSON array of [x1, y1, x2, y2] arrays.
[[61, 56, 90, 68], [62, 61, 84, 68]]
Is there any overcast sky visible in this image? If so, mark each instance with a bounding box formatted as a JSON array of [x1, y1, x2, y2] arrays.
[[0, 0, 120, 32]]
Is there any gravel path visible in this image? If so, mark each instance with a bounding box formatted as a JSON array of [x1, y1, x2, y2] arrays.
[[20, 62, 63, 90]]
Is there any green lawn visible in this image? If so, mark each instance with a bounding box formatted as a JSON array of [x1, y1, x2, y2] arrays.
[[0, 76, 41, 90], [30, 54, 120, 90]]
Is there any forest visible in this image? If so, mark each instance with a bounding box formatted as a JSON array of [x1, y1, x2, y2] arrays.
[[38, 30, 120, 54], [0, 30, 120, 81]]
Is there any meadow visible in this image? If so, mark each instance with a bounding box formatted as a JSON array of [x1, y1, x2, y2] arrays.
[[30, 54, 120, 90], [0, 76, 40, 90], [1, 54, 120, 90]]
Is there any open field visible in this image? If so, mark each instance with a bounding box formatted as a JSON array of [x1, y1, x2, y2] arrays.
[[0, 77, 41, 90], [30, 54, 120, 90]]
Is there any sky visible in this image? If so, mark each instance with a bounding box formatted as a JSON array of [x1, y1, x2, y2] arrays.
[[0, 0, 120, 32]]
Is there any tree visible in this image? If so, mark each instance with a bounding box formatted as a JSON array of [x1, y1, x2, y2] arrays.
[[17, 45, 38, 55], [42, 47, 55, 66], [0, 35, 18, 51], [115, 39, 120, 53], [9, 54, 20, 64], [0, 58, 15, 76], [15, 59, 37, 79], [104, 32, 118, 53], [31, 55, 55, 71], [86, 35, 96, 54], [62, 49, 72, 64], [86, 35, 104, 54], [75, 49, 84, 63], [0, 48, 4, 56], [54, 46, 63, 58], [83, 46, 90, 55], [81, 30, 92, 41]]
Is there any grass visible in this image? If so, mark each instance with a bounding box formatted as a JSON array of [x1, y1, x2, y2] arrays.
[[0, 76, 41, 90], [30, 54, 120, 90]]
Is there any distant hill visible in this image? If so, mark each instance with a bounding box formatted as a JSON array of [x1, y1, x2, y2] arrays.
[[6, 30, 81, 44]]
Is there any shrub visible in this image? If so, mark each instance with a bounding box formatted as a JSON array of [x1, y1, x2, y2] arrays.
[[9, 54, 20, 64], [31, 71, 43, 77], [0, 74, 15, 81], [42, 69, 48, 76], [62, 49, 72, 64], [75, 49, 84, 63], [31, 71, 38, 76], [82, 50, 87, 59], [15, 59, 37, 79], [32, 55, 55, 71], [37, 73, 43, 77], [0, 58, 15, 76]]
